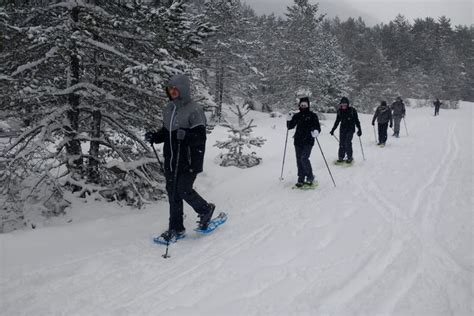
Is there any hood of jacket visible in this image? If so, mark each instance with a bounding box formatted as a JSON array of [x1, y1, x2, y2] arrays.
[[167, 74, 192, 106]]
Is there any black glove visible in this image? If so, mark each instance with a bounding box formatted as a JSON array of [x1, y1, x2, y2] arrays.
[[330, 130, 334, 136], [389, 124, 393, 128], [372, 122, 375, 126], [357, 130, 362, 137], [144, 132, 154, 143]]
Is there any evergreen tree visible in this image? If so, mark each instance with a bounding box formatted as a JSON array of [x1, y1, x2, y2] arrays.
[[0, 1, 212, 229], [214, 103, 266, 168]]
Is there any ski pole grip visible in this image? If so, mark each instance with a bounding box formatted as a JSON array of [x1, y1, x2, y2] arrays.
[[177, 129, 186, 141]]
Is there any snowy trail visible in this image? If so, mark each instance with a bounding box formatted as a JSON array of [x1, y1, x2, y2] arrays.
[[1, 103, 472, 315]]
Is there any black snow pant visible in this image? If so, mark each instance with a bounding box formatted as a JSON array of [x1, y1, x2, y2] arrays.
[[338, 130, 354, 160], [295, 145, 314, 183], [166, 172, 210, 231], [434, 106, 440, 116], [378, 122, 388, 144]]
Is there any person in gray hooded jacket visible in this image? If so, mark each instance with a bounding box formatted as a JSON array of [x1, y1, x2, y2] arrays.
[[145, 74, 215, 242], [372, 101, 393, 146]]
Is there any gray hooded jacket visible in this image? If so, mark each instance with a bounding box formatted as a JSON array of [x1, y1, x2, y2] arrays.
[[372, 104, 393, 125], [149, 74, 207, 175]]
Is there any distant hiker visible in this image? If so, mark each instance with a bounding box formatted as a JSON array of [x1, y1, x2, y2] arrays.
[[145, 74, 215, 242], [434, 98, 442, 116], [372, 101, 393, 146], [390, 96, 406, 138], [330, 97, 362, 163], [287, 97, 321, 187]]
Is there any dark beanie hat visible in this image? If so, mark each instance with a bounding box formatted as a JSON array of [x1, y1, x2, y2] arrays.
[[299, 97, 310, 106], [340, 97, 350, 105], [381, 101, 387, 106]]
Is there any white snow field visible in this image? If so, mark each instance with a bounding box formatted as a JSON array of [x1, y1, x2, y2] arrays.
[[1, 102, 472, 316]]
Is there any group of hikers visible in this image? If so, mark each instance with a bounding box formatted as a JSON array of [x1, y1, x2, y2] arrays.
[[287, 95, 408, 188], [145, 74, 441, 242]]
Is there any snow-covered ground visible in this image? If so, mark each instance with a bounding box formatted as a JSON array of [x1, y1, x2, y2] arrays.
[[1, 102, 472, 315]]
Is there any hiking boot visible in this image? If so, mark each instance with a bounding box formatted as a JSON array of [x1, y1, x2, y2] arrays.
[[346, 158, 353, 163], [336, 158, 344, 163], [160, 229, 186, 242], [295, 182, 305, 188], [198, 203, 215, 230]]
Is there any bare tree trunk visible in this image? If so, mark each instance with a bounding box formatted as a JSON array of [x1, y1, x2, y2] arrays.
[[214, 58, 224, 121], [65, 7, 83, 176], [88, 37, 102, 184]]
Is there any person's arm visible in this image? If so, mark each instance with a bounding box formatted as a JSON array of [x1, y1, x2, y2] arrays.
[[145, 127, 166, 144], [354, 109, 361, 131], [330, 111, 341, 134], [287, 112, 298, 130], [312, 113, 321, 133], [372, 108, 379, 125]]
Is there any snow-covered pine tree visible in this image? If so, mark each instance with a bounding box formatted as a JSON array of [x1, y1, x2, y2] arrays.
[[0, 1, 212, 230], [198, 0, 259, 121], [264, 0, 351, 112], [214, 103, 266, 168]]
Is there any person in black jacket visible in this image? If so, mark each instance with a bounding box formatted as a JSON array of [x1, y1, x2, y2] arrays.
[[145, 74, 215, 242], [330, 97, 362, 163], [433, 98, 442, 116], [286, 97, 321, 187], [372, 101, 393, 146]]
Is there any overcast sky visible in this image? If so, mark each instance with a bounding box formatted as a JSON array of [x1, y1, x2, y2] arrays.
[[243, 0, 473, 26]]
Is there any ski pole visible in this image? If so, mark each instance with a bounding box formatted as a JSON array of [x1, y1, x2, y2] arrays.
[[373, 125, 377, 143], [279, 129, 289, 181], [403, 117, 409, 136], [332, 134, 339, 143], [163, 129, 186, 259], [151, 144, 164, 173], [359, 136, 366, 161], [315, 137, 336, 187]]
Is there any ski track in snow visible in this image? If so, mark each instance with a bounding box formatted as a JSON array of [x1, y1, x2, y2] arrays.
[[1, 104, 472, 315]]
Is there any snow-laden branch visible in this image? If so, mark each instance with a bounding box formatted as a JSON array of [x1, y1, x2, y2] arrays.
[[97, 76, 160, 99], [11, 47, 58, 76], [49, 0, 112, 18], [82, 38, 141, 66]]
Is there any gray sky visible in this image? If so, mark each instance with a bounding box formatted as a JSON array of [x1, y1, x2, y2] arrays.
[[243, 0, 473, 26]]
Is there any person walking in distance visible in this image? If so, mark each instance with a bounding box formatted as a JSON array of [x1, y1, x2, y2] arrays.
[[372, 100, 393, 147], [330, 97, 362, 163], [286, 97, 321, 188], [433, 98, 442, 116], [390, 96, 406, 137]]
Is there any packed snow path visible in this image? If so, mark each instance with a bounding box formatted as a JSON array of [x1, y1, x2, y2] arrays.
[[1, 103, 472, 315]]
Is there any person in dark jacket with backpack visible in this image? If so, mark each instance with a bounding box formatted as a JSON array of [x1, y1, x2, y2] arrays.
[[372, 100, 393, 146], [287, 97, 321, 187], [390, 96, 406, 137], [330, 97, 362, 163], [145, 74, 215, 242]]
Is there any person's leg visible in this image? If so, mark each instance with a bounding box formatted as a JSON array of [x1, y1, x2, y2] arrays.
[[377, 123, 383, 144], [338, 131, 346, 160], [295, 145, 305, 183], [300, 145, 314, 182], [345, 132, 354, 160], [380, 122, 388, 143], [177, 172, 212, 216], [166, 176, 185, 232], [394, 117, 401, 136]]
